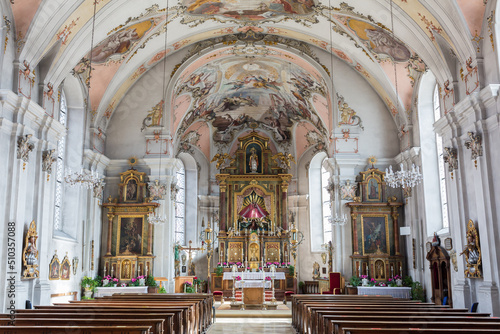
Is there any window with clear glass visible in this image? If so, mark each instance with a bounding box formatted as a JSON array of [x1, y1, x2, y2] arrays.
[[54, 93, 67, 231], [322, 163, 332, 244], [174, 165, 186, 245], [434, 85, 449, 229]]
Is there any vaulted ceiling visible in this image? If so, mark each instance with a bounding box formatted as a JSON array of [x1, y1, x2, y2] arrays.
[[4, 0, 490, 157]]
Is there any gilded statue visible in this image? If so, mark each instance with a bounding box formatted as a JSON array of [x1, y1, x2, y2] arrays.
[[460, 220, 482, 277], [249, 147, 259, 172]]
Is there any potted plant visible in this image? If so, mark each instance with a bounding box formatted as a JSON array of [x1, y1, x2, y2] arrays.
[[288, 265, 295, 277], [81, 276, 95, 299], [393, 275, 403, 286], [146, 275, 158, 293], [368, 278, 377, 287], [387, 278, 398, 287], [215, 265, 224, 276], [360, 275, 369, 286], [183, 281, 194, 293]]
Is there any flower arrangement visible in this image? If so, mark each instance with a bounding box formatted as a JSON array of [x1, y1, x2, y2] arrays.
[[378, 282, 387, 287], [360, 275, 368, 279], [235, 276, 242, 281], [183, 281, 194, 293], [193, 276, 201, 285], [393, 275, 402, 280], [236, 262, 242, 267], [265, 276, 271, 281], [120, 283, 127, 287], [387, 278, 398, 287], [368, 278, 377, 287]]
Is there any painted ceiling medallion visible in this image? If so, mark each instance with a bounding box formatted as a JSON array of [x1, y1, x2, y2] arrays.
[[180, 0, 319, 26]]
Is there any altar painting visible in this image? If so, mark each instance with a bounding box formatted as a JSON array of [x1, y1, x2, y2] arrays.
[[118, 216, 144, 255], [361, 215, 389, 255], [183, 0, 315, 21]]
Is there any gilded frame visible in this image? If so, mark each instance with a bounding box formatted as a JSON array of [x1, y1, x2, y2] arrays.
[[233, 184, 275, 231], [265, 242, 281, 262], [365, 175, 382, 202], [227, 242, 243, 263], [49, 252, 61, 280], [124, 176, 139, 202], [361, 214, 390, 255], [117, 215, 145, 255], [60, 254, 71, 280]]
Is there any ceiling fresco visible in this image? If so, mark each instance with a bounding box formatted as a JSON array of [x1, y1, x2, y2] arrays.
[[174, 53, 328, 145], [181, 0, 317, 25]]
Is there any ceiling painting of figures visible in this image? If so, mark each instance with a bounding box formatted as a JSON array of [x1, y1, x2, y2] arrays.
[[174, 55, 328, 144], [182, 0, 316, 23]]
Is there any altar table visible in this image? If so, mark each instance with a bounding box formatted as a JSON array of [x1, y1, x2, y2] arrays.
[[94, 286, 148, 298], [235, 280, 272, 289], [357, 286, 411, 299], [223, 272, 285, 280]]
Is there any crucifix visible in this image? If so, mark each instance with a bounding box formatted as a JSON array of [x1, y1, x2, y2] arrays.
[[179, 240, 203, 276]]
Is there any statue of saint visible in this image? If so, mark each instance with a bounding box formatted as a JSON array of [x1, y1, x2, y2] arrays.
[[249, 147, 258, 173]]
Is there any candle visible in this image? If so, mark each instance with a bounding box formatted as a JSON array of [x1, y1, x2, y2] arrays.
[[104, 265, 107, 277], [400, 266, 402, 275]]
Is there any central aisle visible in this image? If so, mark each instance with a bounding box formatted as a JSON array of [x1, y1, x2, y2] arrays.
[[208, 318, 294, 333]]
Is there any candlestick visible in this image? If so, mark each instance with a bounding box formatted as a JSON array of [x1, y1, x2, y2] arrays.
[[400, 266, 402, 275], [104, 265, 107, 277]]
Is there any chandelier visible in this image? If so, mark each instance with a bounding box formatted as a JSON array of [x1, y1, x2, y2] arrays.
[[148, 211, 167, 225], [64, 168, 101, 189], [385, 163, 423, 189], [329, 212, 347, 226]]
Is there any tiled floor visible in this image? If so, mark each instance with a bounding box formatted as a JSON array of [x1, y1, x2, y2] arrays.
[[208, 318, 295, 333]]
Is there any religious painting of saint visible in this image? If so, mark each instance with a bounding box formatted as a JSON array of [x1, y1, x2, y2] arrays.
[[245, 143, 262, 174], [125, 178, 138, 202], [367, 178, 380, 201], [49, 253, 60, 280], [362, 215, 389, 255], [118, 217, 143, 255], [60, 257, 71, 280]]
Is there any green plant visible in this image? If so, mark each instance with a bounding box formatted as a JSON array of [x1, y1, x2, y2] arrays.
[[94, 275, 103, 287], [81, 276, 95, 290], [403, 275, 413, 287], [368, 278, 377, 287], [387, 278, 398, 287], [215, 265, 224, 276], [288, 265, 295, 276], [158, 286, 167, 294], [411, 281, 425, 302], [145, 275, 158, 287], [349, 276, 361, 287]]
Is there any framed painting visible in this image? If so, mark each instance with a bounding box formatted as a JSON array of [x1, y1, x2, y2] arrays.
[[49, 253, 60, 280], [361, 214, 389, 255], [117, 216, 144, 255], [60, 255, 71, 280], [366, 177, 381, 201]]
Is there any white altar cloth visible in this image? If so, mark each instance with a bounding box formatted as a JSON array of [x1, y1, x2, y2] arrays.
[[94, 286, 148, 298], [357, 286, 411, 299], [235, 281, 272, 288], [223, 272, 285, 280]]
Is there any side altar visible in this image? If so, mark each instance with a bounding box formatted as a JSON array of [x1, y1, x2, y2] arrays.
[[212, 131, 296, 298], [101, 168, 159, 282], [347, 167, 404, 281]]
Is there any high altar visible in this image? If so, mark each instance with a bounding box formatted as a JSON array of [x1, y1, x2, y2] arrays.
[[212, 131, 296, 297]]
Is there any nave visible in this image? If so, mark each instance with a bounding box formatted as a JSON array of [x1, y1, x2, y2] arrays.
[[208, 318, 293, 334]]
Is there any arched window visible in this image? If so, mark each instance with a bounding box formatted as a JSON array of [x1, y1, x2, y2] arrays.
[[54, 92, 67, 231], [433, 85, 449, 229], [321, 163, 332, 244], [174, 164, 186, 244], [309, 152, 331, 251]]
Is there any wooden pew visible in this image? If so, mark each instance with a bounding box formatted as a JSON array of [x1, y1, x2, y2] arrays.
[[20, 306, 189, 334], [2, 313, 174, 334], [334, 320, 500, 334], [318, 312, 494, 334], [342, 329, 500, 334], [0, 318, 163, 334], [0, 326, 152, 334]]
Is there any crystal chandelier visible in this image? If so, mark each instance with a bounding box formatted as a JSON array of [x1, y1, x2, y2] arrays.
[[64, 168, 101, 189], [385, 163, 423, 189], [148, 211, 167, 225], [329, 212, 347, 226]]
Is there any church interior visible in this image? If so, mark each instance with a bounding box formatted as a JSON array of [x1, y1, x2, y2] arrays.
[[1, 0, 500, 332]]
